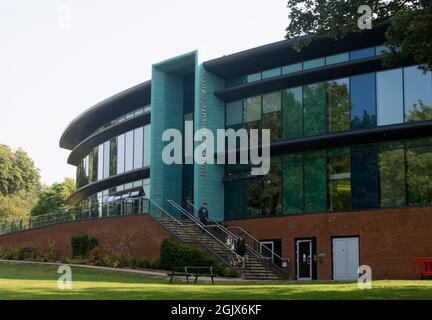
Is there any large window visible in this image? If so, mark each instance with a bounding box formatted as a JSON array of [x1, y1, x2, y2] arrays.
[[262, 92, 281, 142], [97, 144, 103, 181], [125, 130, 134, 172], [282, 154, 304, 214], [134, 127, 143, 169], [377, 68, 404, 126], [327, 78, 350, 132], [351, 145, 378, 209], [327, 148, 351, 211], [304, 83, 326, 136], [404, 66, 432, 122], [304, 151, 327, 213], [262, 158, 282, 215], [226, 101, 243, 128], [379, 144, 406, 207], [224, 138, 432, 220], [282, 87, 303, 139], [144, 124, 151, 167], [103, 141, 110, 179], [117, 134, 125, 174], [351, 73, 376, 129], [406, 144, 432, 206], [109, 138, 117, 176]]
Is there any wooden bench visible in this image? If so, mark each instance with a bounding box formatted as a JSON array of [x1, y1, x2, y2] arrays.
[[168, 266, 216, 284]]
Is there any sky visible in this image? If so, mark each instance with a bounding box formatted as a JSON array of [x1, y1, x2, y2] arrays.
[[0, 0, 288, 185]]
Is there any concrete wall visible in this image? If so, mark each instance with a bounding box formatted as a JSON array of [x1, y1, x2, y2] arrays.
[[0, 215, 170, 260], [226, 207, 432, 280]]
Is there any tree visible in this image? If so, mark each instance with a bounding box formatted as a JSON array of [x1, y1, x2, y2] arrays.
[[285, 0, 432, 72], [0, 144, 41, 223], [31, 178, 76, 216]]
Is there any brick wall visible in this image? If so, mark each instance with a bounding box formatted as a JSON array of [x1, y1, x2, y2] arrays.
[[226, 207, 432, 280], [0, 215, 170, 260]]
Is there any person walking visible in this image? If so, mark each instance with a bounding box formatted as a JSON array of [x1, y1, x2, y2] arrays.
[[198, 202, 209, 234], [235, 233, 247, 268]]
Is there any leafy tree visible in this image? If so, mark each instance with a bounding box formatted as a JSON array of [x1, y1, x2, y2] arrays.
[[285, 0, 432, 72], [0, 144, 41, 223], [0, 144, 40, 195], [31, 178, 76, 216]]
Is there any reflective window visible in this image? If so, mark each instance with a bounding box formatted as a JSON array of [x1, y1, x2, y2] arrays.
[[304, 83, 326, 136], [247, 73, 261, 83], [262, 68, 281, 79], [109, 138, 117, 176], [282, 63, 302, 74], [351, 145, 378, 209], [406, 145, 432, 206], [245, 96, 261, 123], [133, 127, 143, 169], [262, 92, 281, 142], [326, 53, 349, 65], [327, 148, 351, 211], [282, 87, 303, 139], [226, 101, 243, 127], [303, 57, 325, 70], [103, 141, 110, 179], [351, 73, 377, 129], [377, 68, 404, 126], [262, 158, 282, 216], [125, 130, 134, 172], [97, 144, 103, 180], [247, 177, 262, 217], [327, 78, 350, 132], [283, 154, 304, 214], [117, 134, 125, 174], [350, 47, 375, 60], [404, 66, 432, 122], [379, 144, 406, 207], [144, 124, 151, 167], [304, 151, 327, 213]]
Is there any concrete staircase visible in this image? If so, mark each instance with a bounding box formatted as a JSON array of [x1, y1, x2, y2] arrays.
[[148, 199, 288, 281]]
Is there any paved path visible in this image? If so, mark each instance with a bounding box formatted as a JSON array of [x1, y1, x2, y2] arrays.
[[0, 259, 248, 283]]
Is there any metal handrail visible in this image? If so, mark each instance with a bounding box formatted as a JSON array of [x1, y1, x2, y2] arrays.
[[148, 198, 183, 226], [0, 196, 150, 235], [166, 200, 243, 260], [227, 225, 287, 264], [186, 200, 289, 278]]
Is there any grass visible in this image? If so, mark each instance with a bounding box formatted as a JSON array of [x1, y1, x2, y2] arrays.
[[0, 262, 431, 300]]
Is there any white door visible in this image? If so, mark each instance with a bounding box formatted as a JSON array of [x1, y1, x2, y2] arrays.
[[333, 237, 359, 280]]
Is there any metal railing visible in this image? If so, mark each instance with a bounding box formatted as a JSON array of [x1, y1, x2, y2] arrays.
[[186, 200, 289, 279], [0, 196, 150, 236], [165, 199, 243, 273]]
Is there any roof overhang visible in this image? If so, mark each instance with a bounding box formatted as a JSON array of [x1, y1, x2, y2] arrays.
[[59, 80, 151, 150]]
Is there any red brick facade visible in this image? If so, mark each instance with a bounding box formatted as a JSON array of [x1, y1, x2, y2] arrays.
[[0, 215, 169, 260], [226, 207, 432, 280]]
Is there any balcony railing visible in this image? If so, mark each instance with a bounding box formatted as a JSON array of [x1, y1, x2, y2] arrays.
[[0, 197, 149, 236]]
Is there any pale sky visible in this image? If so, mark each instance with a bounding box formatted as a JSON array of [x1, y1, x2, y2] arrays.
[[0, 0, 288, 185]]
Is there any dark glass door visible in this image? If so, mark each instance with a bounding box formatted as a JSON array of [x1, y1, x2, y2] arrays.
[[296, 240, 312, 280]]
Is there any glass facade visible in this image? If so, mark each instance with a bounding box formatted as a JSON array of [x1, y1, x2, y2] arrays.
[[225, 137, 432, 220], [226, 44, 389, 88], [76, 125, 151, 189], [225, 66, 432, 143]]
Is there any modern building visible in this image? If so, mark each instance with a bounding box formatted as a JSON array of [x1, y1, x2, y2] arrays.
[[60, 25, 432, 280]]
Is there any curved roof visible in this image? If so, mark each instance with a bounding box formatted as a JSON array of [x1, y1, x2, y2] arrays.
[[59, 80, 151, 150], [204, 25, 388, 79]]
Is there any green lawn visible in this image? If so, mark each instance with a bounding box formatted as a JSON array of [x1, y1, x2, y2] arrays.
[[0, 262, 431, 300]]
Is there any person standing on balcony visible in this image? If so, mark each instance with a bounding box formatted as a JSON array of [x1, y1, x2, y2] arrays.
[[198, 202, 209, 234]]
